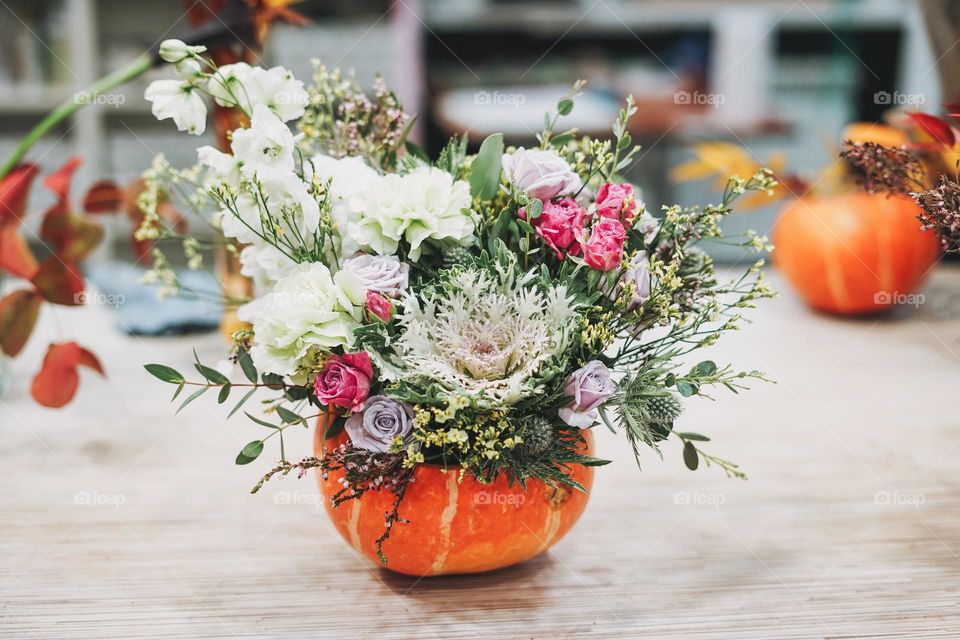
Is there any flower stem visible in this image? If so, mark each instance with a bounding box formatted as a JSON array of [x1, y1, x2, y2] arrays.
[[0, 54, 153, 180]]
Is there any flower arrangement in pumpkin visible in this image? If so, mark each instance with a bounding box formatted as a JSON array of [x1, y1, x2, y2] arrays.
[[140, 41, 775, 565]]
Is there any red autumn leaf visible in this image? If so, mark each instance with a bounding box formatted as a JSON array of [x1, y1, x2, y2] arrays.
[[0, 163, 39, 226], [30, 257, 85, 306], [83, 179, 124, 214], [40, 206, 104, 261], [42, 156, 82, 205], [908, 112, 956, 149], [0, 223, 38, 279], [30, 341, 104, 408], [0, 288, 42, 356]]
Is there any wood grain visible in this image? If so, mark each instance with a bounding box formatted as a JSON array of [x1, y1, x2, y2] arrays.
[[1, 268, 959, 639]]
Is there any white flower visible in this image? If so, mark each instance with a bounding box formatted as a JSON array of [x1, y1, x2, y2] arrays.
[[206, 63, 307, 122], [218, 192, 262, 245], [352, 167, 473, 260], [158, 39, 206, 64], [145, 79, 207, 135], [244, 263, 359, 377], [197, 146, 242, 189], [244, 66, 309, 122], [334, 254, 410, 306], [255, 167, 322, 239], [206, 62, 252, 108], [394, 255, 579, 403], [231, 104, 297, 174], [174, 58, 203, 82], [239, 244, 293, 291], [501, 147, 581, 200], [310, 154, 379, 257]]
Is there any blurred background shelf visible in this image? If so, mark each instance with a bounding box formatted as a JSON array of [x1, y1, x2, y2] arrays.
[[0, 0, 942, 260]]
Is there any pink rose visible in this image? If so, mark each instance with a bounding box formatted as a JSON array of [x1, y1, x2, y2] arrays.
[[521, 197, 587, 259], [365, 290, 393, 323], [558, 360, 614, 427], [595, 182, 636, 222], [313, 352, 373, 411], [502, 148, 582, 200], [581, 218, 626, 271]]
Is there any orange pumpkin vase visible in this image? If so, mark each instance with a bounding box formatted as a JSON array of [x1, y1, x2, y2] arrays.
[[313, 424, 595, 576], [773, 193, 940, 315]]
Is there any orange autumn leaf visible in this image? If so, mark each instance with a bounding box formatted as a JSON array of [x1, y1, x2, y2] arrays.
[[30, 341, 104, 408], [671, 142, 789, 209], [0, 223, 38, 279], [0, 163, 39, 225], [40, 207, 104, 262], [30, 257, 85, 306], [0, 289, 42, 356], [82, 179, 124, 214]]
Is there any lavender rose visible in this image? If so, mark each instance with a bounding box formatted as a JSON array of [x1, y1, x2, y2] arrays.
[[616, 251, 652, 311], [558, 361, 614, 427], [344, 395, 415, 452], [502, 148, 582, 200]]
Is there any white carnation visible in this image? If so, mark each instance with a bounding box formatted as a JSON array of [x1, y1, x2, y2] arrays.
[[351, 167, 473, 261], [245, 263, 360, 376]]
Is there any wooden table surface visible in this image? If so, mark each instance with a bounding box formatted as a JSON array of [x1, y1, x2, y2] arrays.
[[2, 267, 959, 639]]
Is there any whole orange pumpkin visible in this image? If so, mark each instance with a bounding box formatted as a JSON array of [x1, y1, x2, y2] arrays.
[[773, 193, 940, 314], [313, 424, 595, 576]]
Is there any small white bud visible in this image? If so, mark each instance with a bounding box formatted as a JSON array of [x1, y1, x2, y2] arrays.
[[159, 39, 206, 64]]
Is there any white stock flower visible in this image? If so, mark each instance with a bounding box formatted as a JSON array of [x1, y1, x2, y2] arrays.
[[206, 63, 307, 122], [231, 104, 297, 174], [352, 167, 473, 260], [197, 146, 242, 189], [245, 263, 359, 377], [145, 80, 207, 135], [245, 66, 309, 122], [206, 62, 252, 108], [310, 154, 379, 257]]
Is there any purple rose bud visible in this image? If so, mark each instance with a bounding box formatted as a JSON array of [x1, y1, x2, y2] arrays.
[[338, 253, 410, 299], [501, 147, 582, 201], [616, 251, 652, 311], [345, 395, 415, 452], [558, 360, 614, 427]]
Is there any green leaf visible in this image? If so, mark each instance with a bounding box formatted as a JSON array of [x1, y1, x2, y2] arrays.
[[557, 98, 573, 116], [515, 217, 535, 234], [171, 381, 185, 402], [145, 364, 185, 384], [324, 419, 345, 440], [683, 441, 699, 470], [664, 373, 676, 387], [262, 373, 284, 389], [284, 386, 310, 401], [469, 133, 504, 201], [617, 133, 632, 150], [195, 363, 229, 385], [677, 431, 710, 442], [176, 386, 208, 414], [237, 349, 257, 383], [676, 381, 698, 397], [244, 411, 280, 430], [235, 440, 264, 465], [228, 388, 257, 419], [693, 360, 717, 377], [405, 139, 429, 162], [550, 132, 575, 147], [276, 405, 303, 425], [217, 383, 232, 404], [526, 198, 544, 219]]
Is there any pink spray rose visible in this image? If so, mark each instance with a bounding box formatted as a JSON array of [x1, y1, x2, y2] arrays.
[[558, 360, 614, 427], [595, 182, 637, 222], [581, 217, 626, 271], [365, 290, 393, 323], [313, 351, 374, 411], [502, 148, 582, 200], [522, 197, 587, 259]]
